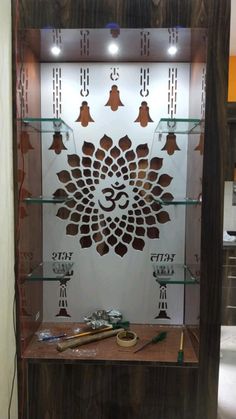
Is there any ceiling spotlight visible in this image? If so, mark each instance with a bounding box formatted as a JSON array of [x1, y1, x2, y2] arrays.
[[167, 45, 177, 56], [108, 43, 119, 55], [51, 45, 61, 56]]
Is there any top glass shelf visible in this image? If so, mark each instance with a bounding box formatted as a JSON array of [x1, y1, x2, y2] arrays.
[[153, 263, 200, 284], [155, 118, 204, 134], [19, 118, 73, 134]]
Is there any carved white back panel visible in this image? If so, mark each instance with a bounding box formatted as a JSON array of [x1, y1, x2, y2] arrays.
[[41, 62, 193, 324]]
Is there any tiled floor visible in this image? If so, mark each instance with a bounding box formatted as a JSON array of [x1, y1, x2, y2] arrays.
[[218, 326, 236, 419]]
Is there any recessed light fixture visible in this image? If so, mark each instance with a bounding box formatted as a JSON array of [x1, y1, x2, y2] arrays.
[[167, 45, 177, 56], [51, 45, 61, 56], [108, 43, 119, 55]]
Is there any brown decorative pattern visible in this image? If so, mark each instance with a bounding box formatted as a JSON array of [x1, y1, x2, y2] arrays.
[[161, 133, 180, 155], [75, 101, 94, 126], [48, 132, 67, 154], [105, 85, 124, 111], [18, 130, 34, 154], [55, 137, 173, 257], [135, 101, 153, 127], [194, 133, 204, 155]]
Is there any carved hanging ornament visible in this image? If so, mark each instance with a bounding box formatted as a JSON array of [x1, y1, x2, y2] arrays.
[[54, 136, 173, 258], [105, 85, 124, 111], [18, 169, 31, 219], [48, 132, 67, 154], [75, 101, 94, 127], [194, 133, 204, 155], [161, 133, 180, 155], [18, 130, 34, 154], [135, 101, 153, 127]]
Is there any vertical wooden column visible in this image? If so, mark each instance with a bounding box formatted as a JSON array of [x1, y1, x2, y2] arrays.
[[198, 1, 230, 418]]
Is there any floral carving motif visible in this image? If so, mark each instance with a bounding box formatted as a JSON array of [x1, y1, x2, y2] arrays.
[[55, 136, 173, 257]]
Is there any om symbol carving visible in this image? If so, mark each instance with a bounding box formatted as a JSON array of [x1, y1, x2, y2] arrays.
[[98, 183, 129, 212]]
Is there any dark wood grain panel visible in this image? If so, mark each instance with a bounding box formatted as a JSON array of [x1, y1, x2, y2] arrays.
[[28, 362, 198, 419], [151, 0, 207, 28], [198, 0, 230, 418], [23, 323, 198, 365], [225, 102, 236, 180], [16, 0, 209, 29]]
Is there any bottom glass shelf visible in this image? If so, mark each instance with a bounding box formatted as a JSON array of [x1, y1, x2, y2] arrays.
[[152, 263, 200, 284], [21, 261, 74, 281]]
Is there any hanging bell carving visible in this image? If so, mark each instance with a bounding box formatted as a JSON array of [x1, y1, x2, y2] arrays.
[[194, 132, 204, 155], [161, 133, 180, 155], [18, 130, 34, 154], [135, 101, 153, 127], [105, 85, 124, 111], [75, 101, 94, 127], [48, 132, 67, 154]]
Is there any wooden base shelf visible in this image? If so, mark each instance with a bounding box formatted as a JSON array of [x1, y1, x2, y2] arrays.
[[22, 322, 199, 365]]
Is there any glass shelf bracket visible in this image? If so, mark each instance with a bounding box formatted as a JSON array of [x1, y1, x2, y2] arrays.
[[153, 263, 200, 285], [19, 117, 73, 135], [21, 261, 74, 281], [154, 197, 202, 206], [23, 196, 73, 204], [154, 118, 204, 134]]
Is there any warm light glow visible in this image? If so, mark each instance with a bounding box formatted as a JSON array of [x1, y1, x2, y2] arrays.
[[51, 45, 61, 56], [108, 43, 119, 55], [167, 45, 177, 56]]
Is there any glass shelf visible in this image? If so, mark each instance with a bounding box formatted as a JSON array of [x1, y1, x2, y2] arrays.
[[153, 263, 200, 284], [155, 118, 204, 134], [154, 197, 201, 206], [23, 196, 72, 204], [21, 261, 74, 281], [19, 117, 73, 134]]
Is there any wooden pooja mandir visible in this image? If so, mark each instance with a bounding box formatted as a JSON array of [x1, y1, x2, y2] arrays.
[[12, 1, 230, 418]]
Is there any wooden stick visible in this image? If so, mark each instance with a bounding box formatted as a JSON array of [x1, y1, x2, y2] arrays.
[[57, 328, 124, 352], [63, 325, 112, 340]]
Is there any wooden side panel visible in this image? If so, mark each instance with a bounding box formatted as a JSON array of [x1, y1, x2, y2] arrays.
[[28, 362, 198, 419], [13, 25, 43, 351], [198, 1, 230, 418]]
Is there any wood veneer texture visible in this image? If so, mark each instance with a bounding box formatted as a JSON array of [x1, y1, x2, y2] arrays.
[[28, 362, 198, 419], [23, 323, 198, 364], [11, 1, 231, 419]]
